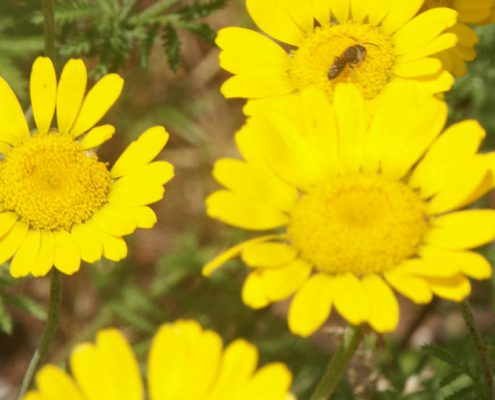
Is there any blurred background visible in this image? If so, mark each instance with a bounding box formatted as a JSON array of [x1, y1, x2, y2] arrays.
[[1, 1, 495, 399]]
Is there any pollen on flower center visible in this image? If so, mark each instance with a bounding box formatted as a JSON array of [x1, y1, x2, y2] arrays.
[[288, 174, 427, 276], [0, 133, 111, 231], [289, 22, 396, 100]]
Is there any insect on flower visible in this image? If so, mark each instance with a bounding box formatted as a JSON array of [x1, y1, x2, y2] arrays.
[[327, 42, 379, 80]]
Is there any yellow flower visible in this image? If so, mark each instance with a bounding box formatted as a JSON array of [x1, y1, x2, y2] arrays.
[[204, 82, 495, 337], [0, 57, 173, 278], [421, 0, 494, 76], [24, 320, 294, 400], [217, 0, 458, 102]]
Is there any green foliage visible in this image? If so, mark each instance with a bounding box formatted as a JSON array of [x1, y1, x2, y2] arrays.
[[30, 0, 228, 76], [0, 269, 46, 335], [0, 1, 43, 96]]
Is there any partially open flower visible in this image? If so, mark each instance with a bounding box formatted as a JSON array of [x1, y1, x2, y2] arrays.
[[0, 57, 173, 277], [205, 82, 495, 336]]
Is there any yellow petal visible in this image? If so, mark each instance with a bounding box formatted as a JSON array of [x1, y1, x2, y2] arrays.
[[10, 230, 41, 278], [206, 190, 289, 231], [246, 0, 305, 45], [148, 322, 189, 400], [288, 273, 333, 337], [203, 235, 283, 277], [71, 329, 142, 400], [398, 33, 458, 61], [362, 275, 399, 332], [53, 231, 81, 275], [380, 0, 424, 34], [92, 204, 136, 237], [425, 210, 495, 250], [376, 82, 447, 179], [0, 78, 29, 145], [392, 8, 457, 55], [213, 158, 298, 212], [0, 221, 28, 266], [101, 234, 127, 261], [410, 120, 485, 198], [393, 58, 442, 78], [385, 271, 432, 304], [57, 59, 87, 134], [425, 274, 471, 301], [70, 73, 124, 137], [330, 273, 368, 325], [236, 363, 292, 400], [35, 365, 84, 400], [259, 258, 312, 301], [426, 156, 491, 214], [220, 72, 295, 99], [419, 246, 492, 280], [126, 206, 157, 229], [312, 0, 331, 25], [0, 212, 19, 238], [330, 0, 350, 23], [108, 181, 165, 207], [350, 0, 369, 22], [368, 0, 392, 25], [241, 242, 297, 268], [393, 257, 460, 278], [30, 57, 57, 135], [71, 223, 103, 263], [111, 126, 169, 178], [79, 125, 115, 150], [217, 27, 290, 74], [206, 339, 258, 400], [95, 329, 144, 400], [243, 272, 270, 309], [31, 231, 56, 277], [333, 83, 367, 173]]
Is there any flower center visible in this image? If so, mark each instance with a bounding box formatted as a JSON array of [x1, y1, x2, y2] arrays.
[[421, 0, 454, 11], [288, 174, 427, 276], [0, 133, 111, 231], [289, 22, 396, 100]]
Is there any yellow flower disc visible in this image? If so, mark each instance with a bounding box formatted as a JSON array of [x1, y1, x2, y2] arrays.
[[289, 23, 395, 100], [0, 133, 111, 231], [288, 174, 427, 276]]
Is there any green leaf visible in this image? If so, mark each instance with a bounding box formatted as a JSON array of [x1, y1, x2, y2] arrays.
[[4, 293, 47, 321], [0, 296, 13, 334], [163, 24, 181, 72]]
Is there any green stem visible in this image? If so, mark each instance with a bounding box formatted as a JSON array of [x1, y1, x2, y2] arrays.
[[18, 271, 62, 398], [42, 0, 56, 62], [310, 325, 366, 400], [459, 301, 494, 400]]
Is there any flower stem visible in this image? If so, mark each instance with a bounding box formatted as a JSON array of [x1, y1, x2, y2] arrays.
[[310, 325, 366, 400], [17, 271, 62, 399], [42, 0, 56, 62], [458, 300, 494, 400]]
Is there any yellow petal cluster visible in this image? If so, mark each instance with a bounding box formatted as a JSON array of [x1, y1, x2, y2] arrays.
[[24, 320, 293, 400]]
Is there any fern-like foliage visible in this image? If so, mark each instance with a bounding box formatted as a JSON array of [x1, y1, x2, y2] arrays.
[[31, 0, 229, 76]]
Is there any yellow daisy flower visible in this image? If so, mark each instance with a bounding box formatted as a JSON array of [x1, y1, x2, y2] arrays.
[[217, 0, 458, 102], [24, 320, 294, 400], [204, 83, 495, 337], [0, 57, 173, 278], [421, 0, 494, 76]]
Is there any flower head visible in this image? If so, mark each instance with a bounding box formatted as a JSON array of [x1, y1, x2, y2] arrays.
[[205, 82, 495, 336], [217, 0, 458, 102], [420, 0, 494, 76], [0, 57, 173, 277], [24, 320, 294, 400]]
